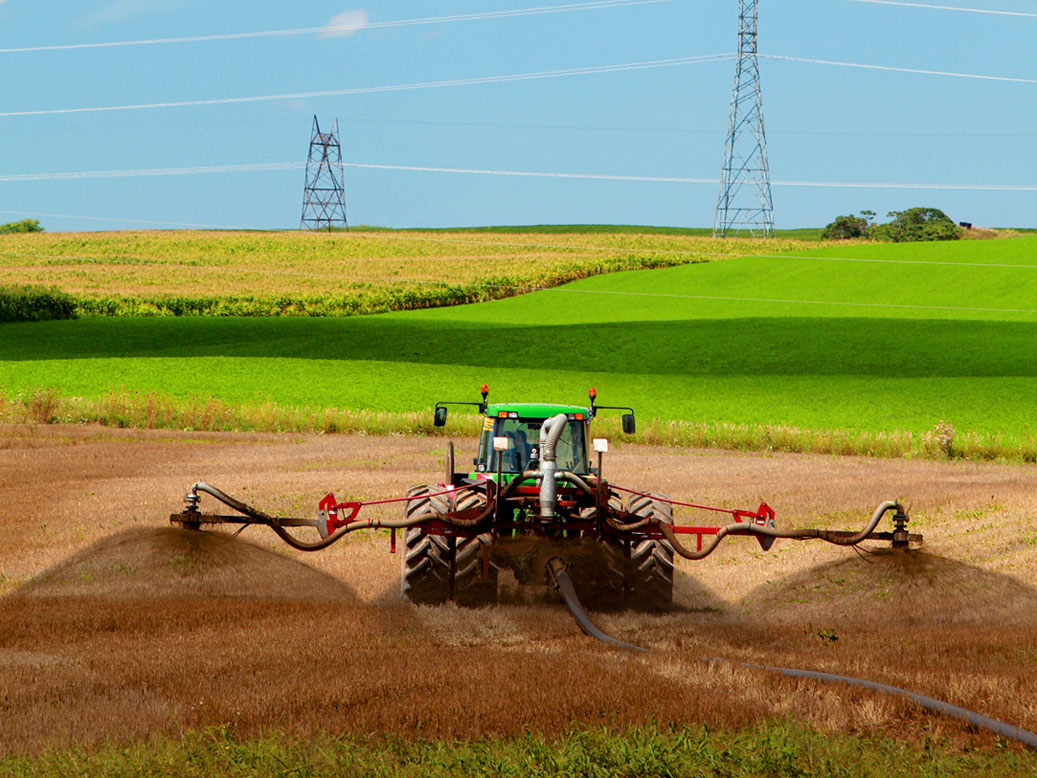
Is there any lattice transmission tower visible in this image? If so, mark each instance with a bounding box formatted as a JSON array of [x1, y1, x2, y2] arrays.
[[714, 0, 774, 238], [300, 115, 348, 230]]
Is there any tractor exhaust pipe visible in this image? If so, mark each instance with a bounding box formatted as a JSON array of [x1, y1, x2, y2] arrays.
[[538, 413, 568, 520]]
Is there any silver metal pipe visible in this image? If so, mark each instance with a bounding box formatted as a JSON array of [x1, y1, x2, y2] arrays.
[[538, 413, 568, 519]]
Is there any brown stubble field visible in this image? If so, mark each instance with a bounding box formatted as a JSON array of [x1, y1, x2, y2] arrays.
[[1, 422, 1036, 756]]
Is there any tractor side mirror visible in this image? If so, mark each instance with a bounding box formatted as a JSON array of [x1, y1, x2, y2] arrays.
[[434, 407, 447, 427], [621, 413, 636, 434]]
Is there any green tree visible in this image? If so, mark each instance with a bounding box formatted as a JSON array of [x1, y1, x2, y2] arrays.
[[870, 207, 961, 242], [0, 218, 44, 234], [821, 213, 870, 240]]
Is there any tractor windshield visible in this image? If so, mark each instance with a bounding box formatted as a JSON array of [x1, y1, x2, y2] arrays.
[[477, 417, 589, 475]]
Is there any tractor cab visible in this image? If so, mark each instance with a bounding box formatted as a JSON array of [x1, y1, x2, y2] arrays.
[[474, 405, 591, 475], [433, 385, 636, 479]]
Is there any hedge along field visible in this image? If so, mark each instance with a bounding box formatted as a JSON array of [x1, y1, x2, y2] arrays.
[[1, 233, 1035, 459], [0, 229, 812, 316]]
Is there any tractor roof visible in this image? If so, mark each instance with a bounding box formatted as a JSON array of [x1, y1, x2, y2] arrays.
[[485, 402, 589, 418]]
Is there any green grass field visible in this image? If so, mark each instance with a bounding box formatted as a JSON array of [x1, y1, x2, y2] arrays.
[[5, 722, 1036, 777], [1, 230, 1035, 458]]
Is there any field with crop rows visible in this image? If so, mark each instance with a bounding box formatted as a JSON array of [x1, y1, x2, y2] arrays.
[[1, 229, 1035, 460], [0, 229, 808, 315]]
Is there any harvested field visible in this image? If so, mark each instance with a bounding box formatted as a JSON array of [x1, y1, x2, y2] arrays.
[[1, 423, 1036, 758]]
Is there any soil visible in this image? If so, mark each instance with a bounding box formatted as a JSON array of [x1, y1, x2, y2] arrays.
[[1, 423, 1035, 755]]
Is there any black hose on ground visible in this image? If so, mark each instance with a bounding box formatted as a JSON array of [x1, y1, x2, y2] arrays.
[[546, 557, 645, 652], [738, 661, 1037, 750], [546, 550, 1037, 751]]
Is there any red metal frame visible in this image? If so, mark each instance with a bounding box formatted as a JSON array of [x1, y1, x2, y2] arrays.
[[315, 481, 776, 553]]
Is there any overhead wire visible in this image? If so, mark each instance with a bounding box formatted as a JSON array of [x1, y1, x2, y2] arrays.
[[5, 48, 1034, 120], [0, 54, 733, 119], [3, 161, 1034, 192], [0, 0, 672, 55], [760, 53, 1037, 85], [848, 0, 1037, 18]]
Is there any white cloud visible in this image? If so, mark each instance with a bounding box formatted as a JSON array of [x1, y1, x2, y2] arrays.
[[318, 9, 368, 39]]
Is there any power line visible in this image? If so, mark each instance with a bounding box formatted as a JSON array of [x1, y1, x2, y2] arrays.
[[0, 54, 733, 119], [761, 54, 1037, 85], [347, 164, 1037, 192], [848, 0, 1037, 18], [4, 161, 1035, 191], [0, 0, 672, 55], [4, 50, 1031, 120], [769, 179, 1036, 191], [346, 162, 716, 184], [0, 163, 303, 181]]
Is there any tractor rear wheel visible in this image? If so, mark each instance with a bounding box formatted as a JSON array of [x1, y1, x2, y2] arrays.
[[400, 484, 497, 606], [571, 496, 626, 610], [624, 492, 675, 611], [452, 489, 498, 606]]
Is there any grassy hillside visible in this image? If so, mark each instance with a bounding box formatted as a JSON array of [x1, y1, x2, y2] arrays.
[[1, 232, 1034, 457]]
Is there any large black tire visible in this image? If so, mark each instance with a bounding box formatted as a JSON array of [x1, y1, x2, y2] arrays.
[[400, 484, 497, 606], [568, 496, 626, 610], [624, 492, 675, 611]]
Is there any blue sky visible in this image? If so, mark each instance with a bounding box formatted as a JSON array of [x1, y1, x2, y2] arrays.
[[0, 0, 1034, 231]]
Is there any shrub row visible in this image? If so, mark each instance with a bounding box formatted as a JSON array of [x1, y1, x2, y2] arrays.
[[0, 285, 78, 323], [0, 218, 43, 234]]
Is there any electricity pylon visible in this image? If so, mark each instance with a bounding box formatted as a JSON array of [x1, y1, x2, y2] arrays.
[[300, 116, 348, 230], [714, 0, 774, 238]]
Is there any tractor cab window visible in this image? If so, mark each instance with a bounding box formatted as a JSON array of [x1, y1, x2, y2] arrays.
[[477, 417, 589, 474]]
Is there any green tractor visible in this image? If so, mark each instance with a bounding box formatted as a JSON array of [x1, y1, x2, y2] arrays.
[[172, 387, 919, 619], [400, 385, 676, 609]]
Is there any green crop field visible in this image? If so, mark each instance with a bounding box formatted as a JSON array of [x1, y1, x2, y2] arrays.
[[1, 229, 1035, 459], [0, 229, 807, 316]]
